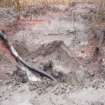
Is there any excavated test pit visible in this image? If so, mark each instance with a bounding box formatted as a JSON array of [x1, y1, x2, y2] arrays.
[[1, 2, 105, 105]]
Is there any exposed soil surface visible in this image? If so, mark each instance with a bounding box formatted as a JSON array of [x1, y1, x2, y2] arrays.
[[0, 2, 105, 105]]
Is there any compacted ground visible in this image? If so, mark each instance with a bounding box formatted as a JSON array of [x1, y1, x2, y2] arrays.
[[0, 2, 105, 105]]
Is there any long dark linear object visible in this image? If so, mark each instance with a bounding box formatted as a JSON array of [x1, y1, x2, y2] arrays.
[[0, 31, 56, 81]]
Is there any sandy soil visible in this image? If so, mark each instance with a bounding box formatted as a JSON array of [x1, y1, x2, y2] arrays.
[[0, 2, 105, 105]]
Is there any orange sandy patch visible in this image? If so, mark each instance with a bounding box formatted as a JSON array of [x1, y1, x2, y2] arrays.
[[18, 18, 46, 26]]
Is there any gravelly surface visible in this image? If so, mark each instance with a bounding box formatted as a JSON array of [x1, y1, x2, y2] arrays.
[[0, 2, 105, 105]]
